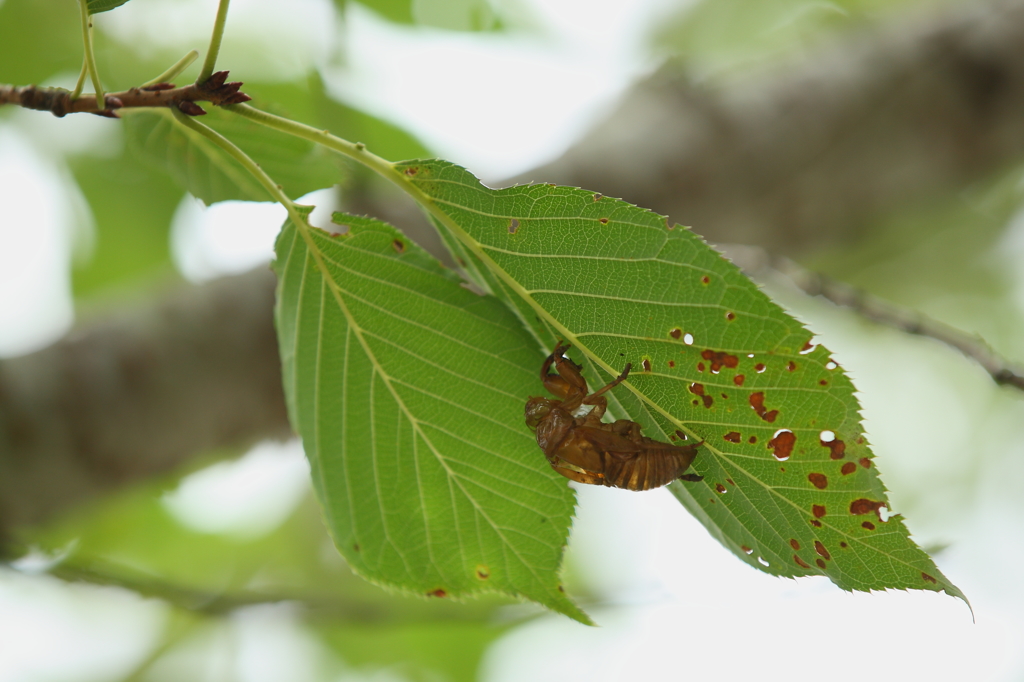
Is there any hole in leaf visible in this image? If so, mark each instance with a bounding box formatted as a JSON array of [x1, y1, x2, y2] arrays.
[[684, 333, 694, 345], [819, 430, 835, 442], [800, 340, 816, 354], [826, 361, 838, 370], [593, 193, 602, 201], [757, 557, 769, 567]]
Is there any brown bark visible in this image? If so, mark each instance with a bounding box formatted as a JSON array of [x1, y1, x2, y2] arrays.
[[0, 269, 289, 540]]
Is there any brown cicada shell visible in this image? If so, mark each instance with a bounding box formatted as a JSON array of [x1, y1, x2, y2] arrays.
[[525, 342, 701, 491]]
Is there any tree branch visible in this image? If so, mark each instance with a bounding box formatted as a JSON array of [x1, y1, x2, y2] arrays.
[[0, 70, 250, 118], [515, 0, 1024, 252], [0, 269, 290, 539]]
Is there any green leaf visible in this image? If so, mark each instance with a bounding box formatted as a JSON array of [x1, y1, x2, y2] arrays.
[[124, 107, 342, 204], [0, 0, 81, 86], [395, 158, 966, 603], [87, 0, 131, 14], [69, 146, 183, 296], [273, 210, 589, 623]]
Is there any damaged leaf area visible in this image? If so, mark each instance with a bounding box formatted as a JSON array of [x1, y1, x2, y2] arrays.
[[396, 159, 965, 603], [273, 211, 588, 623]]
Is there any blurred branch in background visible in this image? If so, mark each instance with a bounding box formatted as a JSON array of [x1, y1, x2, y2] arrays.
[[4, 0, 1024, 541], [0, 269, 289, 540], [519, 0, 1024, 252], [723, 243, 1024, 393]]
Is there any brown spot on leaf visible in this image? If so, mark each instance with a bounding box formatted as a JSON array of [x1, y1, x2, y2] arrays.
[[741, 545, 753, 554], [724, 432, 741, 443], [726, 312, 736, 321], [476, 565, 490, 580], [675, 430, 687, 441], [811, 520, 822, 527], [814, 541, 831, 560], [840, 542, 848, 548], [819, 379, 828, 386], [856, 436, 865, 445], [816, 558, 827, 569], [733, 374, 745, 386], [801, 340, 815, 353], [642, 358, 652, 372], [593, 193, 603, 201], [599, 217, 609, 225], [668, 360, 675, 368], [822, 439, 846, 460], [701, 349, 739, 373], [428, 589, 447, 597], [353, 543, 360, 552], [748, 436, 758, 444], [790, 539, 801, 550], [841, 462, 857, 475], [794, 555, 810, 569], [787, 361, 797, 371], [922, 573, 937, 584], [404, 167, 419, 176], [768, 429, 795, 460], [701, 275, 710, 284], [670, 328, 682, 339], [689, 383, 713, 408], [697, 362, 705, 372], [508, 219, 519, 234], [755, 363, 766, 373], [808, 473, 828, 489], [859, 458, 872, 469], [862, 521, 876, 531], [392, 239, 405, 253], [715, 483, 727, 493], [850, 499, 885, 516], [812, 504, 826, 518], [749, 392, 778, 422]]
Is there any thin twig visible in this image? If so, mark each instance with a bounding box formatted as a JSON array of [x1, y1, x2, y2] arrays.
[[723, 244, 1024, 393], [0, 71, 250, 118], [141, 50, 200, 88], [199, 0, 232, 84], [14, 559, 505, 624], [77, 0, 105, 109]]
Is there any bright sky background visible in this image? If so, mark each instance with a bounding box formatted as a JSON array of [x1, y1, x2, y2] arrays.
[[3, 0, 1024, 680]]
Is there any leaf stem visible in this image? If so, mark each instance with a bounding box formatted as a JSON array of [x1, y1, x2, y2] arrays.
[[77, 0, 106, 109], [142, 50, 199, 88], [198, 0, 231, 84], [70, 59, 88, 100], [170, 108, 305, 229]]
